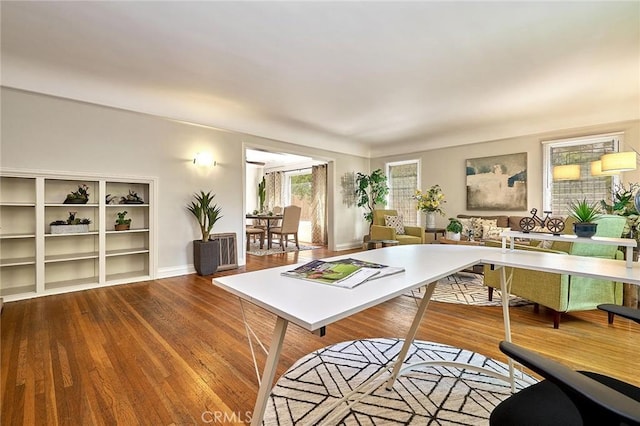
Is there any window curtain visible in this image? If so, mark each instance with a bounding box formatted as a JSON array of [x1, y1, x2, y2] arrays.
[[388, 162, 419, 226], [311, 164, 328, 245], [265, 171, 284, 211]]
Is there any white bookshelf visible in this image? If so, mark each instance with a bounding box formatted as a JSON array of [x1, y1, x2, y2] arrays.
[[0, 170, 157, 301]]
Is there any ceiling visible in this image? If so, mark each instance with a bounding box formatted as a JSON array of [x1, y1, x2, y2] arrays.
[[2, 1, 639, 158]]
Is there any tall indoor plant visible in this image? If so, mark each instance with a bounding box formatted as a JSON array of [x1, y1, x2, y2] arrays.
[[355, 169, 389, 232], [187, 190, 223, 275]]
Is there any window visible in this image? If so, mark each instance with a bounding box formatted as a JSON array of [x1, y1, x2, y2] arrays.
[[386, 160, 420, 226], [543, 133, 621, 215]]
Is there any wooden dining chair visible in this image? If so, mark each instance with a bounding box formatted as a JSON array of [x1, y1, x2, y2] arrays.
[[269, 205, 301, 251]]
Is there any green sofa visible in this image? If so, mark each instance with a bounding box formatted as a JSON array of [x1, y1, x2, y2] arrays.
[[483, 215, 626, 328], [370, 209, 423, 245]]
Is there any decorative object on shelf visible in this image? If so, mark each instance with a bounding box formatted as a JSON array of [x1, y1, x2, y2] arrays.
[[105, 194, 117, 204], [64, 184, 90, 204], [187, 190, 223, 275], [414, 184, 445, 229], [355, 169, 389, 232], [115, 211, 131, 231], [120, 189, 145, 204], [466, 152, 527, 210], [568, 199, 602, 238], [257, 176, 266, 213], [519, 208, 565, 235], [445, 218, 463, 241], [50, 211, 92, 234]]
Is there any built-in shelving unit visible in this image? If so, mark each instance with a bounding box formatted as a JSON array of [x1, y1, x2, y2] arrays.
[[0, 170, 157, 301]]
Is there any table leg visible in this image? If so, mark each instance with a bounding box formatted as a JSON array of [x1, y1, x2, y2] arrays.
[[250, 316, 288, 426], [386, 281, 436, 390], [499, 266, 515, 392]]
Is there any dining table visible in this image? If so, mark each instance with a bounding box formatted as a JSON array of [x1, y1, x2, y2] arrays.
[[246, 213, 284, 249]]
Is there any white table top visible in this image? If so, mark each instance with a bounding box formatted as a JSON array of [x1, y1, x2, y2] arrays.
[[213, 245, 640, 332], [502, 230, 637, 248]]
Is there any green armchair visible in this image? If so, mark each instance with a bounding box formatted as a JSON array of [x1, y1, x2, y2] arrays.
[[483, 215, 626, 328], [370, 209, 423, 245]]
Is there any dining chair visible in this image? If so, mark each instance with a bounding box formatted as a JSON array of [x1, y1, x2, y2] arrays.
[[269, 205, 301, 251]]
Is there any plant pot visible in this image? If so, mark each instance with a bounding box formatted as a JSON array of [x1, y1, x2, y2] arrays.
[[573, 222, 597, 238], [446, 231, 461, 241], [115, 224, 130, 231], [193, 239, 220, 276], [51, 224, 89, 234], [64, 198, 88, 204]]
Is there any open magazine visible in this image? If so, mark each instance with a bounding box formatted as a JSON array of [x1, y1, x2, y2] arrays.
[[281, 258, 405, 289]]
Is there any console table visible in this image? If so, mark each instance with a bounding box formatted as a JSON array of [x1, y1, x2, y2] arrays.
[[500, 230, 638, 268]]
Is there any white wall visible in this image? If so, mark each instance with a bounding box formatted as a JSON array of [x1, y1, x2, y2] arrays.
[[1, 88, 370, 277], [372, 120, 640, 229]]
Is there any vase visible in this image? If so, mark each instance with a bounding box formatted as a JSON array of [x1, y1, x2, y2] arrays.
[[425, 212, 436, 230]]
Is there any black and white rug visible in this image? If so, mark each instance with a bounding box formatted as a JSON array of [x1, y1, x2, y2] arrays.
[[407, 272, 531, 307], [264, 338, 535, 425]]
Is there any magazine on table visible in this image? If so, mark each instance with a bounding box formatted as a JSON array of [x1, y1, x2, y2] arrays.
[[281, 258, 405, 289]]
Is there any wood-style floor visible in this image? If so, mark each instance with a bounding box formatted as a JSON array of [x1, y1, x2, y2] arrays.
[[2, 246, 638, 425]]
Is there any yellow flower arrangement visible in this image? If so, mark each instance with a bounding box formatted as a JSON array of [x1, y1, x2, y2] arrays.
[[413, 184, 446, 216]]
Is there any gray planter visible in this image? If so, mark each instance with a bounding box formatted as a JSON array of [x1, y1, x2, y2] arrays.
[[573, 222, 598, 238], [193, 239, 220, 276]]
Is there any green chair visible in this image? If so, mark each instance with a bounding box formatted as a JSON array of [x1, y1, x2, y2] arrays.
[[370, 209, 423, 245], [483, 215, 626, 328]]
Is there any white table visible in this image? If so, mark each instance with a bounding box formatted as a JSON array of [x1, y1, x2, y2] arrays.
[[501, 230, 638, 267], [213, 245, 640, 425]]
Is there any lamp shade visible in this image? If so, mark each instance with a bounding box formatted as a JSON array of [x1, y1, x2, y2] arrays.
[[552, 164, 580, 181], [600, 151, 637, 172], [193, 152, 215, 167], [590, 160, 618, 177]]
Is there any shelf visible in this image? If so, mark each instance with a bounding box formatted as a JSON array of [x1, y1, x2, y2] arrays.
[[0, 202, 36, 207], [106, 271, 150, 284], [0, 257, 36, 267], [45, 277, 99, 291], [106, 229, 149, 234], [45, 252, 99, 263], [106, 248, 150, 257], [45, 231, 99, 237], [106, 204, 149, 208], [45, 203, 99, 207], [0, 285, 37, 297], [0, 233, 36, 239]]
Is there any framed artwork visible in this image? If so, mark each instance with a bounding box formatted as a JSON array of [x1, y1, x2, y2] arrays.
[[466, 152, 527, 210]]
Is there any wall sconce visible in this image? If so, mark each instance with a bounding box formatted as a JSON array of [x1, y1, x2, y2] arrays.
[[552, 164, 580, 181], [590, 160, 619, 177], [193, 152, 216, 167], [600, 151, 637, 173]]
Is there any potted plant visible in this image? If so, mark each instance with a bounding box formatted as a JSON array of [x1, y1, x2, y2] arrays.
[[355, 169, 389, 234], [187, 190, 223, 275], [50, 212, 92, 234], [64, 184, 90, 204], [413, 184, 446, 229], [257, 177, 266, 213], [115, 211, 132, 231], [568, 198, 602, 238], [120, 190, 145, 204], [446, 218, 463, 241]]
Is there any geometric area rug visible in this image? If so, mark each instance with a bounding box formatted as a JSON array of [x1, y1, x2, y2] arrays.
[[406, 272, 532, 307], [264, 338, 536, 425]]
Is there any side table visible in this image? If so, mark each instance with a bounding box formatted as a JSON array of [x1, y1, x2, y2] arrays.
[[424, 228, 446, 242]]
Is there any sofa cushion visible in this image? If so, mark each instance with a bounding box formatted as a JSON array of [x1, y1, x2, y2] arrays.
[[384, 215, 405, 235], [458, 214, 509, 228]]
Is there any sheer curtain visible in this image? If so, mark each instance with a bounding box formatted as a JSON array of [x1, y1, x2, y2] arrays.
[[311, 164, 327, 245], [265, 171, 284, 211]]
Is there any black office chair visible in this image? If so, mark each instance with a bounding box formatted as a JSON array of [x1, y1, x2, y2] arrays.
[[490, 341, 640, 426]]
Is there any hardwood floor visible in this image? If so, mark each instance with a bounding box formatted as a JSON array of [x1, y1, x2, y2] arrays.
[[2, 246, 638, 425]]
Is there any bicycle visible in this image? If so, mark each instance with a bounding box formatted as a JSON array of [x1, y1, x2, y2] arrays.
[[519, 208, 565, 235]]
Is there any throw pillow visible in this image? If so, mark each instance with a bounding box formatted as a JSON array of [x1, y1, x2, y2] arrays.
[[384, 215, 405, 235], [483, 225, 510, 241], [475, 218, 497, 239], [458, 218, 476, 239]]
